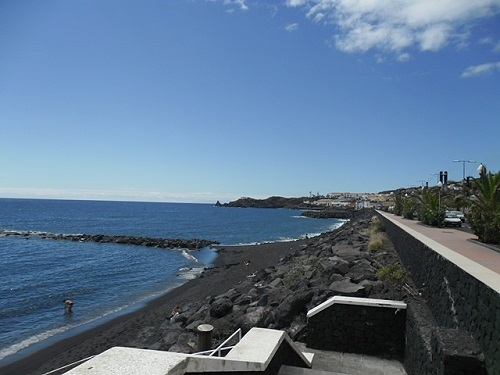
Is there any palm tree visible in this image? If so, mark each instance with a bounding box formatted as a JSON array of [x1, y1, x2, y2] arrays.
[[468, 165, 500, 244], [415, 187, 444, 227], [392, 190, 403, 216]]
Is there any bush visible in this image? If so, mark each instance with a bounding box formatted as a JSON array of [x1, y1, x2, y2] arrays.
[[368, 232, 387, 252], [371, 216, 385, 232], [467, 166, 500, 244], [402, 198, 417, 219], [376, 263, 409, 299]]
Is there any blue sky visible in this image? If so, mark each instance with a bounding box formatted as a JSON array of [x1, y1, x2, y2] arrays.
[[1, 0, 499, 203]]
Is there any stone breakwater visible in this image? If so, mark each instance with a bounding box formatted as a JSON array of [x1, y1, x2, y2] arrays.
[[0, 229, 218, 250], [127, 209, 409, 353]]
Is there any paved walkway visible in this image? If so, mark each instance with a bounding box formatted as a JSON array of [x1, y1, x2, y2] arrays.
[[377, 211, 500, 293]]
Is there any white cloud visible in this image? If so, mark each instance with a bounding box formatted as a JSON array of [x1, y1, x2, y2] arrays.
[[397, 52, 411, 62], [223, 0, 248, 11], [417, 23, 451, 51], [286, 0, 309, 6], [287, 0, 500, 56], [461, 62, 500, 78], [480, 37, 500, 52], [285, 23, 299, 32]]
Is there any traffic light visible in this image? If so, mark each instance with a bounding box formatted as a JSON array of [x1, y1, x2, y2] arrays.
[[439, 171, 448, 184]]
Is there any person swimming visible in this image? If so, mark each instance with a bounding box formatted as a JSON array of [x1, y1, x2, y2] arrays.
[[63, 299, 73, 313]]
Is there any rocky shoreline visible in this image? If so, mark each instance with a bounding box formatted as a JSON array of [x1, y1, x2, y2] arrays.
[[1, 208, 410, 375], [0, 229, 218, 250], [157, 209, 406, 349]]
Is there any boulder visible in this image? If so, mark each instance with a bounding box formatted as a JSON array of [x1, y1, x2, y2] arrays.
[[329, 278, 366, 297], [345, 261, 377, 283], [210, 297, 233, 318]]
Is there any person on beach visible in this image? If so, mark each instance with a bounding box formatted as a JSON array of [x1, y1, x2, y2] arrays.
[[63, 299, 73, 313], [168, 305, 182, 320]]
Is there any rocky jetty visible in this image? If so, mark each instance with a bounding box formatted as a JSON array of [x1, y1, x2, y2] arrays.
[[0, 230, 218, 250], [127, 209, 408, 352]]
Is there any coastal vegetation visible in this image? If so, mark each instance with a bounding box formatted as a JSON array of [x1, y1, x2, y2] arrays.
[[387, 164, 500, 245], [376, 263, 410, 299], [366, 215, 389, 252], [467, 166, 500, 244]]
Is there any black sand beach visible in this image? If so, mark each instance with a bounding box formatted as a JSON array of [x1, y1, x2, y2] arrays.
[[1, 240, 306, 375]]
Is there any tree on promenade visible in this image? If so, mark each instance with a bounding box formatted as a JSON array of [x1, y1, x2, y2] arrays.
[[416, 187, 444, 227], [468, 165, 500, 244]]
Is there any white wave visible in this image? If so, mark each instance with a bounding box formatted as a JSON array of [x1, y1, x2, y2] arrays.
[[177, 267, 205, 280], [181, 249, 198, 262], [0, 327, 64, 361]]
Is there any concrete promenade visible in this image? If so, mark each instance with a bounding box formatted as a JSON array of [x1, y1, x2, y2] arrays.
[[377, 211, 500, 293]]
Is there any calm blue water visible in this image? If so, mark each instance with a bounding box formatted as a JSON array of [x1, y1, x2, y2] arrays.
[[0, 198, 343, 364]]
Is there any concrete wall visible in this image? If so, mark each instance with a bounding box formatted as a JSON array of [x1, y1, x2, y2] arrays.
[[379, 215, 497, 375]]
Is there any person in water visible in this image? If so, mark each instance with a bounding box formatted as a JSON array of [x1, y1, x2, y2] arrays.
[[63, 299, 73, 313]]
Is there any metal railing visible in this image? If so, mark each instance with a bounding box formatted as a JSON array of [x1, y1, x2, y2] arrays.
[[193, 328, 242, 357], [42, 356, 95, 375], [42, 328, 243, 374]]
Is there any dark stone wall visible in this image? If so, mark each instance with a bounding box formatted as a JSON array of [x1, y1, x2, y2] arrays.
[[380, 215, 497, 375], [404, 299, 436, 375], [307, 302, 406, 358]]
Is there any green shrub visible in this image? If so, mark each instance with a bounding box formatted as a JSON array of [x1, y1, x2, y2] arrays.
[[368, 232, 387, 252], [371, 215, 385, 232], [402, 197, 417, 219], [376, 263, 409, 299]]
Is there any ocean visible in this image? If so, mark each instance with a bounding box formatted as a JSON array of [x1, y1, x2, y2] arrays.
[[0, 198, 343, 365]]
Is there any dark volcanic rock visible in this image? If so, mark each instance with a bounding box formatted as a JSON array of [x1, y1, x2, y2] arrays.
[[0, 230, 218, 250], [210, 297, 233, 318], [301, 208, 354, 219], [329, 278, 366, 297]]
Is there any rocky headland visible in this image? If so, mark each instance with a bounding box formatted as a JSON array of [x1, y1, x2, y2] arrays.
[[216, 196, 355, 220], [216, 196, 320, 209]]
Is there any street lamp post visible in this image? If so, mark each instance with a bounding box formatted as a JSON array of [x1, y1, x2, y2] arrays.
[[437, 181, 443, 227], [453, 159, 476, 181]]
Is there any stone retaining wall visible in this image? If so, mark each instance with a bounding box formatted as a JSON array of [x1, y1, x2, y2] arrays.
[[306, 297, 406, 358], [380, 215, 496, 375]]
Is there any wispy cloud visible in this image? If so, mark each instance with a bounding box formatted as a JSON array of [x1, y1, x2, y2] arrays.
[[461, 62, 500, 78], [286, 0, 500, 58], [223, 0, 248, 11], [285, 23, 299, 32], [480, 37, 500, 53]]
